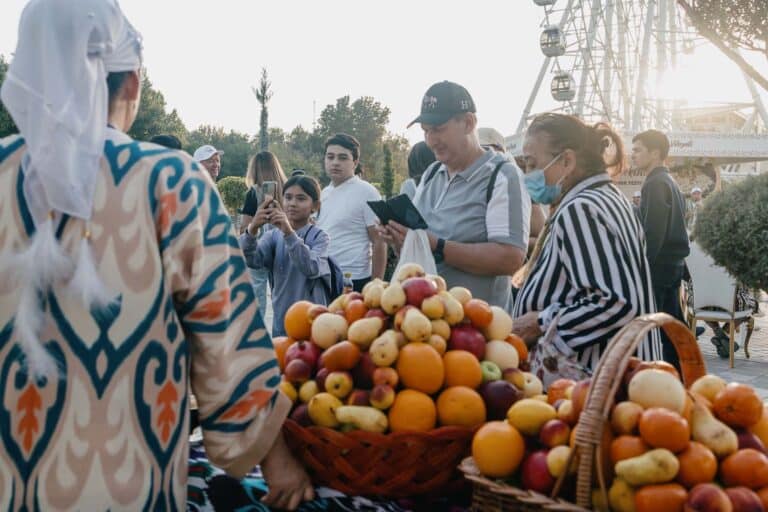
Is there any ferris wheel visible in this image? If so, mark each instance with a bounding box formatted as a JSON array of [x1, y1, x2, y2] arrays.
[[518, 0, 703, 134]]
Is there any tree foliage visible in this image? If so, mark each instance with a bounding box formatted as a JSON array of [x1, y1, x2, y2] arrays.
[[217, 176, 248, 216], [186, 125, 256, 179], [689, 0, 767, 59], [254, 68, 273, 152], [693, 173, 768, 291], [0, 56, 19, 137], [382, 144, 394, 198], [128, 72, 188, 145]]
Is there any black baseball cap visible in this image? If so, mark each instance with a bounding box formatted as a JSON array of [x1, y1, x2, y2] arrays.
[[407, 81, 476, 128]]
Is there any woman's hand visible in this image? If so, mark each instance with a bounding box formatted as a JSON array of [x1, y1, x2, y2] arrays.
[[260, 433, 315, 510], [512, 311, 544, 347]]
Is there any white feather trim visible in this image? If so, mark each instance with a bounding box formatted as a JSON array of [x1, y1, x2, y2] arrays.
[[66, 237, 117, 311], [16, 284, 59, 379], [11, 217, 72, 289]]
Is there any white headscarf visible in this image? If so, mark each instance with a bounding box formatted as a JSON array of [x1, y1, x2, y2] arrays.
[[2, 0, 142, 221], [1, 0, 142, 379]]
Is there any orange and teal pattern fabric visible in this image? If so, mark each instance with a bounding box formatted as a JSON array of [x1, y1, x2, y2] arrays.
[[0, 130, 290, 511]]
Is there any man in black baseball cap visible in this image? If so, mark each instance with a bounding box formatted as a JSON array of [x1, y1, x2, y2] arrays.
[[378, 80, 530, 309]]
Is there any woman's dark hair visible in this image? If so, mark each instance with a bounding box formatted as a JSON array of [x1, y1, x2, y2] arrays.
[[354, 163, 364, 176], [283, 175, 322, 209], [407, 141, 436, 183], [527, 113, 625, 176], [324, 133, 360, 161], [149, 134, 182, 149], [107, 71, 132, 102]]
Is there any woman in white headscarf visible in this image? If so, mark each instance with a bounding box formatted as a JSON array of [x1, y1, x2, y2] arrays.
[[0, 1, 313, 510]]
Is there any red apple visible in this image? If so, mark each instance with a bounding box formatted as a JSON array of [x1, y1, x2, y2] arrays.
[[351, 352, 376, 389], [539, 419, 571, 448], [373, 367, 399, 388], [402, 277, 438, 307], [284, 359, 312, 384], [365, 308, 390, 327], [285, 340, 321, 371], [448, 325, 486, 360], [736, 428, 768, 454], [307, 304, 329, 324], [315, 367, 330, 391], [724, 487, 764, 512], [521, 450, 555, 494], [479, 380, 524, 420], [290, 404, 313, 427], [685, 483, 733, 512], [346, 389, 371, 406]]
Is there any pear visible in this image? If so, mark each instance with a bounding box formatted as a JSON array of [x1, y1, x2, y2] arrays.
[[401, 308, 432, 343], [335, 406, 389, 433], [690, 397, 738, 458], [369, 334, 400, 367], [348, 317, 383, 349], [381, 281, 407, 315], [308, 392, 343, 428], [614, 448, 679, 486]]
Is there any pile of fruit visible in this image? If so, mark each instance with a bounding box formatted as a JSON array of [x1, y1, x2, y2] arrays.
[[470, 360, 768, 511], [275, 263, 544, 435]]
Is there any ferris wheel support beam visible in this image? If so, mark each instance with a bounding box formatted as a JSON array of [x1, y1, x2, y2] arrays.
[[517, 0, 576, 133], [743, 70, 768, 129], [575, 0, 603, 117], [656, 0, 668, 127], [617, 0, 631, 125], [603, 0, 614, 120], [633, 0, 656, 130]]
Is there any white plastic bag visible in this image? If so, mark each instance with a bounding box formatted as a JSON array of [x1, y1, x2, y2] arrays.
[[394, 229, 438, 277]]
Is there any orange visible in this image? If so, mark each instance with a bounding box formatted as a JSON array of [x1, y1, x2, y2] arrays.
[[610, 435, 649, 466], [284, 300, 313, 340], [750, 405, 768, 447], [713, 383, 763, 428], [505, 334, 528, 362], [436, 386, 486, 427], [464, 299, 493, 328], [720, 448, 768, 489], [443, 350, 482, 389], [758, 487, 768, 510], [396, 342, 444, 394], [471, 421, 525, 478], [272, 336, 294, 371], [344, 299, 368, 324], [676, 441, 717, 489], [638, 408, 690, 453], [388, 389, 437, 432], [634, 483, 687, 512]]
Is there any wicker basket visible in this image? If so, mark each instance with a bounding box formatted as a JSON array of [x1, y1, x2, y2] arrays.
[[460, 313, 707, 511], [283, 419, 475, 498]]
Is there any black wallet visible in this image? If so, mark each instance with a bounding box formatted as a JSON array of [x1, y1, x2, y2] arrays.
[[367, 194, 428, 230]]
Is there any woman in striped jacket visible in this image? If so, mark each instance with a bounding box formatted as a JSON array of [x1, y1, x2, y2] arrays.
[[512, 113, 662, 375]]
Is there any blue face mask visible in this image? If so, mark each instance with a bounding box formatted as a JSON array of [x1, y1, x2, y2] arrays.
[[524, 153, 564, 204]]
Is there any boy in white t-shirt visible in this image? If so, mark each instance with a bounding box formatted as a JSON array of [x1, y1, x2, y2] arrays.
[[316, 133, 387, 291]]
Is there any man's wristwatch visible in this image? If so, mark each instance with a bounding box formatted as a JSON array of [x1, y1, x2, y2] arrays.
[[433, 238, 446, 264]]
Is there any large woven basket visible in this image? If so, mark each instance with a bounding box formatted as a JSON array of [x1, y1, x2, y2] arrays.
[[460, 313, 707, 511], [283, 419, 475, 498]]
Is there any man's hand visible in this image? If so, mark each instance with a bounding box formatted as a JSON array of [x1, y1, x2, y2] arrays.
[[260, 433, 315, 510], [512, 311, 544, 347]]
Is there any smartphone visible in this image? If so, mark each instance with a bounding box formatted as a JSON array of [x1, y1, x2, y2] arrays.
[[262, 181, 277, 199]]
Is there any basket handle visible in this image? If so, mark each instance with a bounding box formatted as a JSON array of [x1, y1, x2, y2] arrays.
[[555, 313, 706, 508]]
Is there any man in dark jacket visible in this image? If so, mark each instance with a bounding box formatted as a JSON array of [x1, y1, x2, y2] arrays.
[[632, 130, 690, 369]]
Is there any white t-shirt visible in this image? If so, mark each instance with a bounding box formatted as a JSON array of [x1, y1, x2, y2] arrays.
[[317, 176, 381, 279]]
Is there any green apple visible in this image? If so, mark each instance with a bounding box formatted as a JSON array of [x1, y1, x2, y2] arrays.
[[480, 360, 502, 382]]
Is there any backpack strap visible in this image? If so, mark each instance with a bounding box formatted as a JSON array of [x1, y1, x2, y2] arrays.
[[486, 161, 505, 203], [421, 161, 443, 187]]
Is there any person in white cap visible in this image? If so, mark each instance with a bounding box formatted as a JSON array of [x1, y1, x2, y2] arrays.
[[686, 186, 703, 229], [193, 144, 224, 181], [632, 190, 642, 207], [478, 126, 507, 153], [0, 1, 312, 510]]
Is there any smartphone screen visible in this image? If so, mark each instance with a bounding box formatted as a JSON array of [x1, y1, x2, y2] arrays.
[[262, 181, 277, 199]]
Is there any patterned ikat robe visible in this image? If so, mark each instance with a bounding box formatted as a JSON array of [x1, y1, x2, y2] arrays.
[[0, 129, 290, 510]]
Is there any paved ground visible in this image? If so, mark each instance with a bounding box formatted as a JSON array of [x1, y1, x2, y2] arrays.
[[263, 292, 768, 397]]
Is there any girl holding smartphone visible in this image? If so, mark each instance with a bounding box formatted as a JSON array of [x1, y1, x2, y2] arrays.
[[241, 152, 287, 314], [239, 175, 331, 336]]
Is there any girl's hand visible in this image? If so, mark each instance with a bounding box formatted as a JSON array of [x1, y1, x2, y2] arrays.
[[270, 209, 293, 236], [247, 197, 276, 235]]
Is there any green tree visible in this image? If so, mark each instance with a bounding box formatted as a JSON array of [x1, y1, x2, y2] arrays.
[[0, 55, 19, 137], [128, 71, 188, 144], [186, 125, 256, 179], [382, 144, 394, 198], [217, 176, 248, 216], [253, 68, 273, 152], [678, 0, 768, 91]]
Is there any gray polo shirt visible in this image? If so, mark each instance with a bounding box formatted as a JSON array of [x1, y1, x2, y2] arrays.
[[413, 150, 530, 307]]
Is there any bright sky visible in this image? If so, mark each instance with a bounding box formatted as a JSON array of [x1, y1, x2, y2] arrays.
[[1, 0, 764, 144]]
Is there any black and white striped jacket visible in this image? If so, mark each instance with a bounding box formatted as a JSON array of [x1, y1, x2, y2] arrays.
[[513, 173, 662, 370]]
